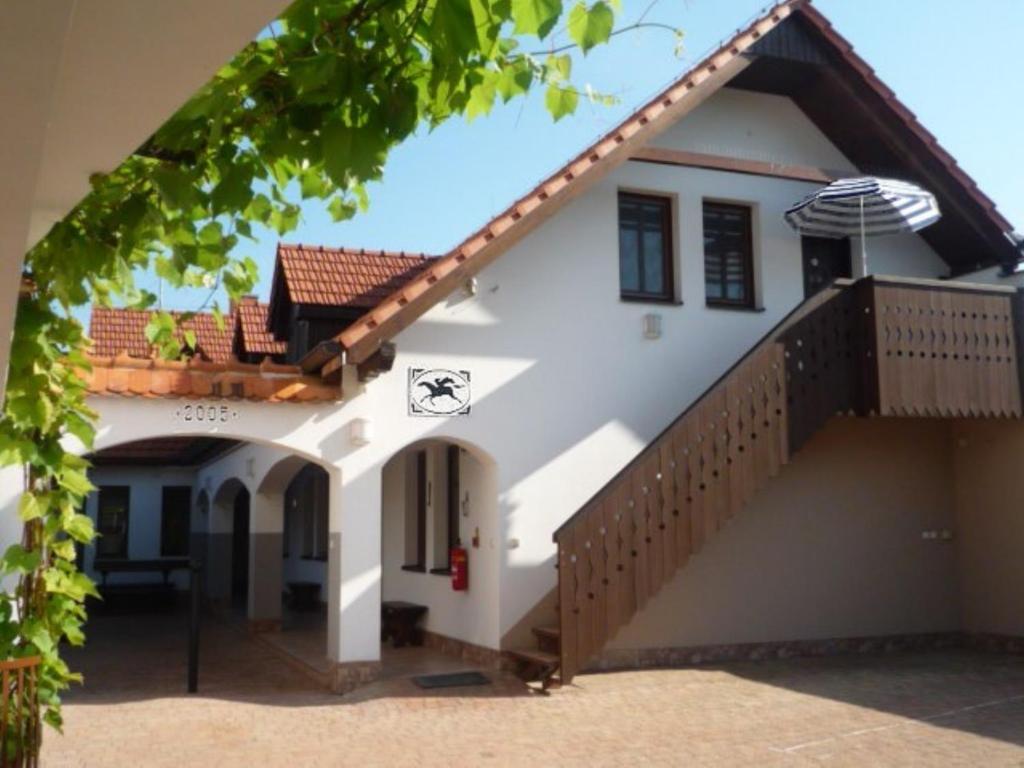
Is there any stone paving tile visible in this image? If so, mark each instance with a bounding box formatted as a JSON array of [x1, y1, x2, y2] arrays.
[[41, 615, 1024, 767]]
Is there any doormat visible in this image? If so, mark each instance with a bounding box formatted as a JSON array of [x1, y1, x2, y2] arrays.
[[412, 671, 491, 689]]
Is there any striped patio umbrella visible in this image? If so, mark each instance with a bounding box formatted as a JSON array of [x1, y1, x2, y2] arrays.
[[785, 177, 941, 275]]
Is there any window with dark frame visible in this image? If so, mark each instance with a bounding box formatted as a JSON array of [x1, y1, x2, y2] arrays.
[[290, 464, 329, 561], [431, 445, 461, 575], [160, 486, 191, 557], [403, 450, 428, 572], [618, 192, 674, 302], [703, 201, 755, 308], [96, 486, 130, 559]]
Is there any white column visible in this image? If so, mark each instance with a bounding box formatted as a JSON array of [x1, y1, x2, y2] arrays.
[[327, 465, 382, 663], [248, 491, 284, 627]]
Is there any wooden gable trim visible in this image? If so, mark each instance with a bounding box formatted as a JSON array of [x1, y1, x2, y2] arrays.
[[630, 146, 841, 184], [334, 1, 795, 365]]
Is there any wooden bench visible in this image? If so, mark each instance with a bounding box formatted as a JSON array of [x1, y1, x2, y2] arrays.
[[381, 601, 427, 648], [92, 558, 190, 613], [287, 581, 322, 611]]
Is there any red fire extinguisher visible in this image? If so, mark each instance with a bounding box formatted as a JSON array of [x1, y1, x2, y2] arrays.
[[451, 544, 468, 591]]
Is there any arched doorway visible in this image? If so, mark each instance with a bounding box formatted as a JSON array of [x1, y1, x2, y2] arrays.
[[379, 437, 500, 660], [230, 486, 250, 604]]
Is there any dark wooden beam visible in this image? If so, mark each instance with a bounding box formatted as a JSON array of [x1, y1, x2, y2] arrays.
[[357, 342, 396, 383]]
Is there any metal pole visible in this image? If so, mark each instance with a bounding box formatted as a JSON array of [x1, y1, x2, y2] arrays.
[[188, 559, 201, 693]]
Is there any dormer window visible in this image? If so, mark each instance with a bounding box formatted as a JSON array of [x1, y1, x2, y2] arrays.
[[618, 192, 674, 303]]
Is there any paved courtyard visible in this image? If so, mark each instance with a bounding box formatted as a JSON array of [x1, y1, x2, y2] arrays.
[[42, 613, 1024, 767]]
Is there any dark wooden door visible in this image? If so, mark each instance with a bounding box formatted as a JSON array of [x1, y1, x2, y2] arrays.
[[802, 236, 852, 298]]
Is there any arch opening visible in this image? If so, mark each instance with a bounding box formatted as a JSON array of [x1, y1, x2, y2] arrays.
[[380, 436, 501, 652], [75, 433, 338, 690]]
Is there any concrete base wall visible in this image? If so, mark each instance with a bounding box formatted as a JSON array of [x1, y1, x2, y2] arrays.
[[610, 418, 961, 651], [953, 420, 1024, 638]]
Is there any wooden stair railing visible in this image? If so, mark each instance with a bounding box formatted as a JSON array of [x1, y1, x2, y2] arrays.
[[545, 276, 1022, 685]]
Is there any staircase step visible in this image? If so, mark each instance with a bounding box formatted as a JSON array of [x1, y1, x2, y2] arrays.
[[532, 625, 561, 654], [508, 648, 559, 668], [532, 626, 560, 641], [507, 647, 560, 688]]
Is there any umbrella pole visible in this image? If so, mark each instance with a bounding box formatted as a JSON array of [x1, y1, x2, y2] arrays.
[[859, 195, 868, 276]]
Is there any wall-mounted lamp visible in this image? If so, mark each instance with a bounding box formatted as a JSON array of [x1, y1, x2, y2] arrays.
[[350, 417, 373, 446], [643, 313, 662, 340], [464, 277, 478, 296]]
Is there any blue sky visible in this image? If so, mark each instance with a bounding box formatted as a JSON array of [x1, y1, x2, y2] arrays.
[[116, 0, 1024, 321]]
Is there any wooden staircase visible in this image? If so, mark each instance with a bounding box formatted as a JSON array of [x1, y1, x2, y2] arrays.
[[508, 276, 1023, 687], [507, 626, 562, 690]]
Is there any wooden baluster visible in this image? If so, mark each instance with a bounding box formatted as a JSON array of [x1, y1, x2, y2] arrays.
[[686, 414, 705, 553], [938, 288, 956, 416], [772, 344, 790, 466], [695, 402, 716, 542], [725, 376, 743, 520], [629, 467, 650, 610], [558, 535, 578, 681], [671, 423, 693, 567], [573, 520, 594, 669], [659, 438, 678, 572], [2, 666, 9, 768], [587, 503, 608, 656], [708, 388, 730, 529], [614, 482, 637, 627], [601, 492, 622, 640], [928, 289, 946, 413], [640, 453, 662, 597]]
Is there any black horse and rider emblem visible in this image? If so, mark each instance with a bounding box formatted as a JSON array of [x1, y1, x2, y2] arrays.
[[409, 368, 471, 416]]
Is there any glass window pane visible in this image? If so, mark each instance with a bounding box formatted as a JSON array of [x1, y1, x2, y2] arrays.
[[619, 227, 640, 292], [704, 203, 752, 306], [619, 194, 671, 300], [642, 230, 664, 294]]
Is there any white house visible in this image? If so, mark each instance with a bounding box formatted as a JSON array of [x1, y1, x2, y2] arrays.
[[9, 0, 1024, 694]]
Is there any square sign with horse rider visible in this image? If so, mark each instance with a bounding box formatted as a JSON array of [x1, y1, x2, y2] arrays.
[[408, 368, 472, 416]]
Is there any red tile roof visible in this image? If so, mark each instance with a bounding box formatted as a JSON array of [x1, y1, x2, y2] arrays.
[[276, 244, 434, 308], [90, 307, 235, 363], [82, 354, 340, 402], [333, 0, 1018, 365], [234, 297, 286, 355]]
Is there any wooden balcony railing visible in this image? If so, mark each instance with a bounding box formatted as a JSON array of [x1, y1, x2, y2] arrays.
[[553, 276, 1022, 683], [1, 656, 41, 768]]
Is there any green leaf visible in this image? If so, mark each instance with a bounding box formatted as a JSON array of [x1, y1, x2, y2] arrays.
[[466, 73, 499, 121], [2, 544, 41, 574], [497, 62, 533, 102], [18, 493, 44, 522], [567, 1, 613, 54], [59, 468, 94, 498], [545, 84, 579, 120], [432, 0, 478, 59], [512, 0, 563, 38], [322, 123, 382, 185], [210, 162, 254, 214], [183, 329, 197, 350], [65, 514, 96, 545], [151, 166, 197, 210]]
